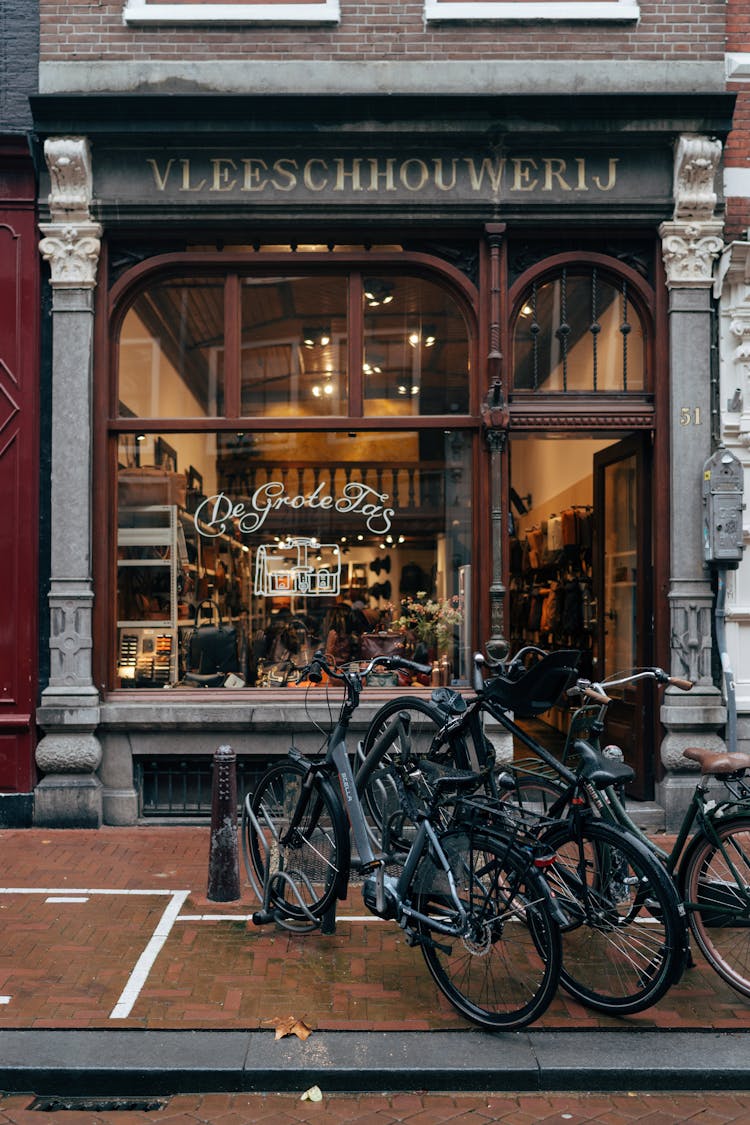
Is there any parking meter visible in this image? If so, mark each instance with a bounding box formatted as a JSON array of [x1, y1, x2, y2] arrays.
[[702, 448, 745, 568]]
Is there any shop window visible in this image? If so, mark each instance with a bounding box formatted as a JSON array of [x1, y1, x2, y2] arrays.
[[511, 266, 646, 394], [112, 261, 476, 692], [424, 0, 639, 20], [123, 1, 340, 25]]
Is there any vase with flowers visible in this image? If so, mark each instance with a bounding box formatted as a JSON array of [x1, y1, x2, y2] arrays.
[[395, 592, 462, 667]]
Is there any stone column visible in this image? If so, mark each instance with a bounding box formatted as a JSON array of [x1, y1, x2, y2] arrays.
[[34, 138, 104, 827], [657, 136, 727, 829]]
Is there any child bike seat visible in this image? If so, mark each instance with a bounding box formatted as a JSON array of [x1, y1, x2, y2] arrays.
[[484, 649, 581, 718]]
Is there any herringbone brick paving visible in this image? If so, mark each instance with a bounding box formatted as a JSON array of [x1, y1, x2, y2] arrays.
[[0, 826, 748, 1032]]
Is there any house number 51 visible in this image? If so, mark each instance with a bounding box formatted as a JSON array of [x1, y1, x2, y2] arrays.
[[679, 406, 702, 426]]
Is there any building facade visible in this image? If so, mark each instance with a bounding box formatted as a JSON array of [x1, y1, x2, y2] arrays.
[[0, 1, 40, 827], [25, 0, 738, 828]]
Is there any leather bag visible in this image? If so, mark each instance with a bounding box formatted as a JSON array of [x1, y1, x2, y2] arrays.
[[188, 600, 239, 675], [360, 631, 404, 660]]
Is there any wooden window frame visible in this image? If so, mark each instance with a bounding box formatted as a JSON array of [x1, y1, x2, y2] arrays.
[[97, 247, 482, 693]]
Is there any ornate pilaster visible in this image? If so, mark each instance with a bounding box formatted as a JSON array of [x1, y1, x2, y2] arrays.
[[657, 135, 727, 828], [714, 241, 750, 737], [482, 224, 510, 660], [34, 137, 105, 828]]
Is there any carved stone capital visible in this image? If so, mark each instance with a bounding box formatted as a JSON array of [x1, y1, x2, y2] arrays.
[[659, 219, 724, 290], [673, 135, 723, 221], [39, 221, 102, 289], [44, 137, 94, 223]]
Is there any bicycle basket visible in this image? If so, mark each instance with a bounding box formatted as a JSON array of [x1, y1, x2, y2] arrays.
[[484, 649, 581, 717]]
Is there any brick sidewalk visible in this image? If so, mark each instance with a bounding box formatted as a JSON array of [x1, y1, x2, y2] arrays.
[[4, 1090, 750, 1124], [0, 826, 747, 1032]]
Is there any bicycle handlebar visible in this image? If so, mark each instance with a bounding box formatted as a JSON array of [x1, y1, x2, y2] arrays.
[[301, 650, 432, 685], [569, 667, 694, 702]]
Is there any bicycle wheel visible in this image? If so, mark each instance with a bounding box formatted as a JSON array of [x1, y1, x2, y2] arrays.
[[502, 767, 568, 823], [680, 815, 750, 998], [356, 698, 448, 852], [242, 759, 348, 924], [413, 827, 562, 1030], [539, 818, 687, 1014]]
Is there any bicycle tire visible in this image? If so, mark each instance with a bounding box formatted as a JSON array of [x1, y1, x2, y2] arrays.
[[539, 817, 687, 1014], [242, 758, 349, 924], [356, 697, 449, 852], [502, 768, 568, 823], [680, 815, 750, 999], [413, 826, 562, 1030]]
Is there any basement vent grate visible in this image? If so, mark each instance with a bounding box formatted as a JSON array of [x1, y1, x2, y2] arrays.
[[30, 1095, 168, 1112]]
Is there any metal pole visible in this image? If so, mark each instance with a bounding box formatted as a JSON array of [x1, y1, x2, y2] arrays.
[[714, 566, 738, 754], [207, 745, 241, 902]]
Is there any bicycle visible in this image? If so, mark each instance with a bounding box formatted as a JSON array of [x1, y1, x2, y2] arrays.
[[241, 650, 565, 1030], [356, 646, 690, 1015], [510, 666, 750, 1002]]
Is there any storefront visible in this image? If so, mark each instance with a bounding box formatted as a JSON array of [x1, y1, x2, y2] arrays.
[[30, 93, 734, 826]]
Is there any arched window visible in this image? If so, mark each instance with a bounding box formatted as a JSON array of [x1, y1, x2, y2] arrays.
[[109, 253, 478, 691], [511, 260, 649, 395]]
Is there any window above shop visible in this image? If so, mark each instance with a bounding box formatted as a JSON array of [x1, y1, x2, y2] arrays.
[[424, 0, 639, 20], [123, 0, 340, 24]]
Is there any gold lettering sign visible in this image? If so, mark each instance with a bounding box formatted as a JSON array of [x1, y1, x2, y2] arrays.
[[145, 154, 621, 197]]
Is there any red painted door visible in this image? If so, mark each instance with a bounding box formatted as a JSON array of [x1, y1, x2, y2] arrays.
[[0, 143, 38, 794]]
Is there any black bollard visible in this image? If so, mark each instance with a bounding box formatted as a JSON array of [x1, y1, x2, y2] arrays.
[[207, 744, 241, 902]]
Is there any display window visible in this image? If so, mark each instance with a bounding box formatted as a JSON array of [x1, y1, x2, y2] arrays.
[[110, 256, 478, 691]]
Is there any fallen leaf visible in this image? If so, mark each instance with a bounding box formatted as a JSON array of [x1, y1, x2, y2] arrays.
[[262, 1015, 313, 1041], [300, 1086, 323, 1102]]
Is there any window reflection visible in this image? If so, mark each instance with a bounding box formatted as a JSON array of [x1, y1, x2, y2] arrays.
[[119, 279, 224, 417], [363, 275, 470, 415], [240, 276, 348, 417]]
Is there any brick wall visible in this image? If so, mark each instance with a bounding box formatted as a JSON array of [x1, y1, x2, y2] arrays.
[[724, 1, 749, 242], [39, 1, 725, 63]]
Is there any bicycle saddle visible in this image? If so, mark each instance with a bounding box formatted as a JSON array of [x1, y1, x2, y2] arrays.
[[574, 740, 635, 789], [683, 746, 750, 776], [420, 759, 481, 794]]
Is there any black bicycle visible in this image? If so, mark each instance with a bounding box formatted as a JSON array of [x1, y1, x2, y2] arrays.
[[356, 646, 690, 1015], [242, 650, 565, 1030]]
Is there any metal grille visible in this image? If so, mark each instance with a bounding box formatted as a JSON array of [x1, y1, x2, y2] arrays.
[[136, 756, 271, 818], [516, 267, 639, 393], [31, 1097, 167, 1113]]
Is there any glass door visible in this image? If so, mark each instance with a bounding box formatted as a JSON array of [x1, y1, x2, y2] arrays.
[[594, 435, 652, 799]]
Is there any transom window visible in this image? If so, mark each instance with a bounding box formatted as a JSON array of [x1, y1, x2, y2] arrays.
[[118, 270, 471, 419], [511, 265, 647, 394]]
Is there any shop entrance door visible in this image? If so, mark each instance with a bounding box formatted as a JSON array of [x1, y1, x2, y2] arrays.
[[593, 435, 653, 799]]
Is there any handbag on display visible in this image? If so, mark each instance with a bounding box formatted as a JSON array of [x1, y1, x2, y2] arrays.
[[187, 599, 239, 675], [360, 631, 405, 660]]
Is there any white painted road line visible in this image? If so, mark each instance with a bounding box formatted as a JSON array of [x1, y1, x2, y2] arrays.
[[0, 997, 11, 1005], [110, 890, 191, 1020], [45, 896, 90, 904], [0, 888, 176, 896]]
